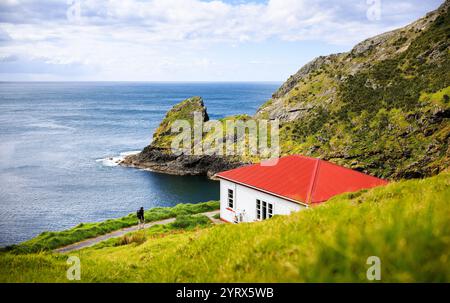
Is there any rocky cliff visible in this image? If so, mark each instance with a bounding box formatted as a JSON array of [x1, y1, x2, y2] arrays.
[[124, 1, 449, 180], [255, 0, 449, 179], [120, 96, 244, 177]]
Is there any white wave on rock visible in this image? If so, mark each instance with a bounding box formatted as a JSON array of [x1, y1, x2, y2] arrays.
[[96, 150, 140, 167]]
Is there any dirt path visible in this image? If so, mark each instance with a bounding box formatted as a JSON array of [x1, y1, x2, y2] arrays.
[[53, 210, 221, 253]]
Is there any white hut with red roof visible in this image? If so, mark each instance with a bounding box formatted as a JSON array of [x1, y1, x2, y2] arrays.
[[215, 155, 387, 223]]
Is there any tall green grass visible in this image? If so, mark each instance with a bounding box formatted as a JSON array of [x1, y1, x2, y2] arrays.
[[0, 173, 448, 282], [94, 214, 213, 249], [2, 201, 218, 254]]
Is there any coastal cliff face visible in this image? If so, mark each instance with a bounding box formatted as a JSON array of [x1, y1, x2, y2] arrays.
[[124, 1, 449, 180], [256, 0, 449, 179], [255, 1, 449, 122]]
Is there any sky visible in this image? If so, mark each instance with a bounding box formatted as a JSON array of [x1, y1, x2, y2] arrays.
[[0, 0, 444, 81]]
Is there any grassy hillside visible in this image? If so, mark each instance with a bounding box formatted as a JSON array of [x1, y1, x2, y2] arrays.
[[1, 172, 448, 282], [255, 1, 450, 179], [128, 1, 449, 181], [2, 201, 219, 254]]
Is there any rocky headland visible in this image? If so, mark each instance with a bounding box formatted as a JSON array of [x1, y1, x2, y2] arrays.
[[122, 1, 449, 180]]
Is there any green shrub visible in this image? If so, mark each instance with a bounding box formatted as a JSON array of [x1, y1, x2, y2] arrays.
[[171, 215, 212, 230], [118, 231, 147, 246]]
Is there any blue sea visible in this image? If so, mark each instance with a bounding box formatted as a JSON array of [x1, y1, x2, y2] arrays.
[[0, 82, 280, 246]]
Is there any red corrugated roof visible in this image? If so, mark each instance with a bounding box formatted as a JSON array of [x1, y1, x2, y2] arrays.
[[215, 155, 388, 204]]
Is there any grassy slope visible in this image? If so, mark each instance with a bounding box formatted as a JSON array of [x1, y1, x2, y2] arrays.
[[1, 172, 448, 282], [150, 96, 208, 149], [256, 3, 450, 179], [3, 201, 219, 254], [92, 214, 213, 249]]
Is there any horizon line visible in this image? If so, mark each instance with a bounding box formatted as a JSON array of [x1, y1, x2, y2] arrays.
[[0, 80, 284, 84]]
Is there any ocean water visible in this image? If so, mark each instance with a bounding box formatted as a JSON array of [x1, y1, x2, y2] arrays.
[[0, 82, 280, 246]]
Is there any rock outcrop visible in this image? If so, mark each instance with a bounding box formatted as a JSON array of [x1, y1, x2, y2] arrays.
[[121, 146, 243, 178], [120, 96, 244, 178]]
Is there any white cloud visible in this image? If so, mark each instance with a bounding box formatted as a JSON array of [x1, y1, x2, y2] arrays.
[[0, 0, 444, 80]]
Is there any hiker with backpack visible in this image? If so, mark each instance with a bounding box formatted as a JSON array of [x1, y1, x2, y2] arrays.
[[137, 207, 145, 229]]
